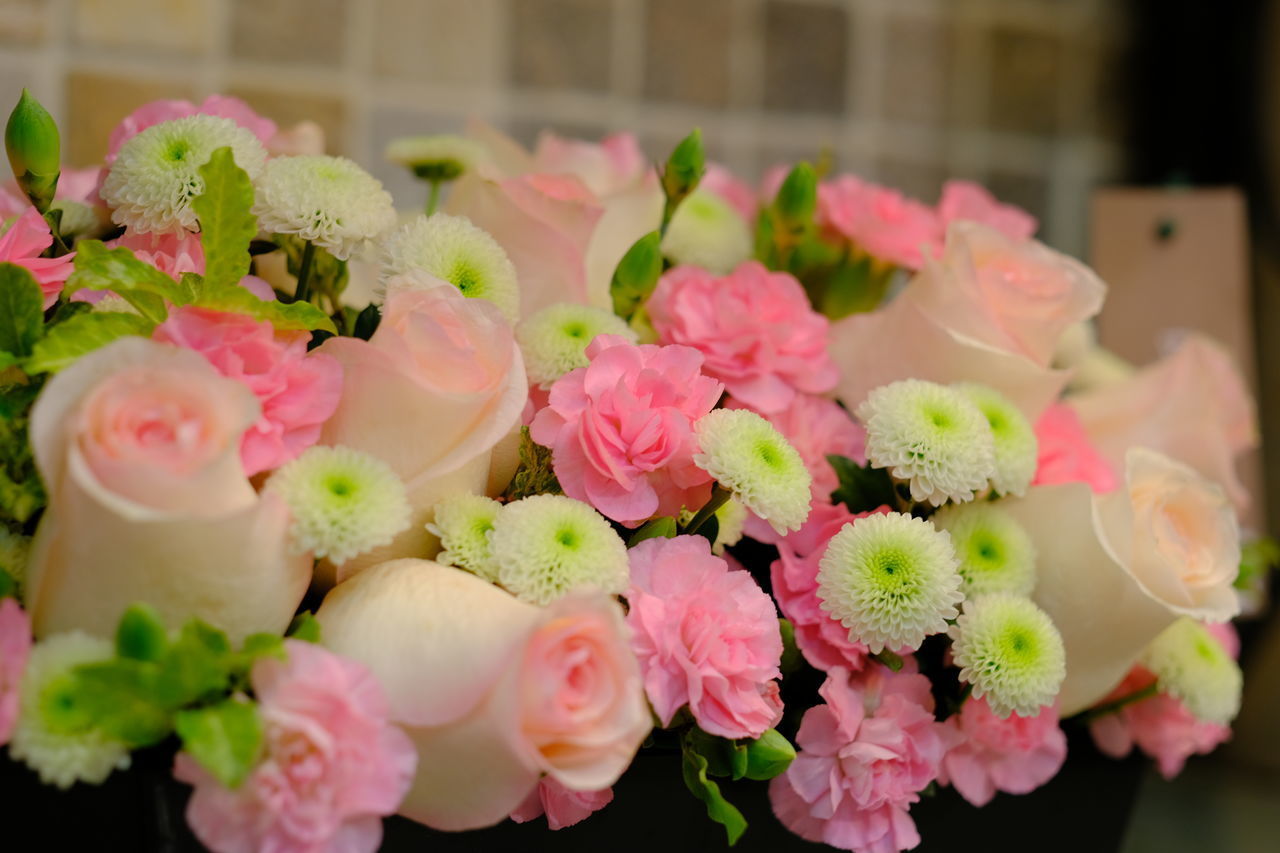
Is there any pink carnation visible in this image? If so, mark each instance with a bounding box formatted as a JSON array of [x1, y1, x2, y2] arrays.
[[1032, 403, 1117, 493], [107, 95, 277, 163], [626, 535, 783, 739], [729, 394, 864, 500], [770, 666, 953, 853], [114, 229, 206, 279], [0, 597, 32, 746], [817, 175, 942, 270], [939, 697, 1067, 807], [509, 778, 614, 831], [936, 180, 1037, 242], [175, 640, 416, 853], [154, 307, 343, 476], [529, 335, 722, 525], [649, 262, 838, 414], [0, 208, 75, 309]]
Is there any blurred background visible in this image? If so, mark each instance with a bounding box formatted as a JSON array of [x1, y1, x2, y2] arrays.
[[1, 0, 1277, 849]]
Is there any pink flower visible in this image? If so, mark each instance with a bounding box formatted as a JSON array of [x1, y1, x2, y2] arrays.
[[107, 95, 277, 163], [0, 598, 32, 745], [648, 262, 838, 414], [175, 640, 416, 853], [625, 535, 783, 739], [533, 131, 649, 198], [770, 666, 953, 853], [114, 229, 205, 279], [509, 778, 614, 830], [154, 307, 342, 476], [729, 394, 864, 500], [530, 335, 722, 526], [939, 697, 1067, 807], [936, 180, 1037, 242], [1, 165, 104, 218], [818, 175, 943, 270], [1032, 403, 1117, 493], [0, 208, 75, 308]]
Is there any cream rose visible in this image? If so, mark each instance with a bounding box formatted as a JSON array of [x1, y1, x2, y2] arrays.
[[315, 559, 650, 830], [25, 337, 311, 642], [1001, 447, 1240, 714]]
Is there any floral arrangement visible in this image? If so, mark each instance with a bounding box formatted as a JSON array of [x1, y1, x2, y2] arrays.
[[0, 89, 1268, 853]]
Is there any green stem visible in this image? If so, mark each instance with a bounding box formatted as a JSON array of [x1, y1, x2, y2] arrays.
[[682, 484, 731, 537], [1077, 683, 1159, 723], [425, 180, 442, 216], [293, 240, 317, 305]]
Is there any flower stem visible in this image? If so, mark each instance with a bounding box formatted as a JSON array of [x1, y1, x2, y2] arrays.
[[682, 484, 731, 537], [425, 180, 442, 216], [1077, 683, 1159, 723], [293, 240, 317, 304]]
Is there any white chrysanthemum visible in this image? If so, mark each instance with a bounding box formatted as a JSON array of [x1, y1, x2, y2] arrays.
[[0, 527, 29, 596], [856, 379, 995, 506], [266, 445, 411, 565], [9, 632, 132, 789], [931, 503, 1036, 598], [253, 155, 396, 260], [693, 409, 812, 535], [517, 303, 636, 386], [101, 115, 267, 235], [382, 213, 519, 321], [679, 498, 748, 555], [427, 494, 503, 582], [817, 512, 963, 653], [954, 383, 1037, 497], [1141, 618, 1243, 725], [385, 134, 484, 182], [488, 495, 629, 606], [660, 188, 753, 274], [950, 594, 1066, 718]]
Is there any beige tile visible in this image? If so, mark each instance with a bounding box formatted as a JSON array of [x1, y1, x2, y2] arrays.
[[230, 0, 347, 66], [0, 0, 47, 45], [644, 0, 731, 107], [988, 26, 1062, 135], [65, 71, 198, 166], [225, 85, 347, 154], [882, 15, 952, 127], [373, 0, 503, 87], [73, 0, 213, 55], [510, 0, 612, 92], [875, 157, 946, 204], [985, 170, 1049, 225], [762, 0, 847, 114]]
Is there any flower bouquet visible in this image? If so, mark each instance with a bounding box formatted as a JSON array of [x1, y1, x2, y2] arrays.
[[0, 89, 1266, 853]]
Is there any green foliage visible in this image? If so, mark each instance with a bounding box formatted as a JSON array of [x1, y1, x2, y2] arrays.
[[681, 730, 748, 846], [743, 728, 796, 781], [193, 147, 258, 290], [627, 516, 678, 548], [828, 454, 897, 514], [661, 129, 706, 227], [505, 427, 562, 501], [0, 263, 44, 359], [0, 380, 44, 525], [175, 698, 263, 789], [155, 620, 233, 709], [1237, 536, 1280, 591], [63, 241, 184, 322], [773, 162, 817, 230], [26, 311, 154, 374], [69, 658, 174, 747], [0, 567, 14, 599], [115, 603, 169, 663], [778, 618, 803, 675], [610, 231, 663, 320], [196, 281, 337, 333], [286, 611, 322, 644]]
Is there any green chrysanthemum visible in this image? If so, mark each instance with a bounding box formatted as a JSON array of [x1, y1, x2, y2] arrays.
[[385, 134, 484, 182], [950, 594, 1066, 718], [1141, 618, 1243, 725], [660, 188, 753, 274], [856, 379, 996, 506], [427, 493, 503, 582], [253, 154, 397, 260], [693, 408, 812, 535], [266, 445, 411, 565], [517, 303, 636, 387], [101, 115, 267, 235], [8, 633, 131, 789], [930, 503, 1036, 598], [382, 213, 519, 321], [816, 512, 963, 653], [679, 497, 748, 555], [488, 494, 629, 605], [954, 383, 1038, 497]]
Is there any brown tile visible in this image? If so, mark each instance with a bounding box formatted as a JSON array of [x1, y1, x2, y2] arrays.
[[762, 0, 847, 114], [644, 0, 731, 107], [225, 85, 347, 154], [0, 0, 47, 45], [230, 0, 347, 66], [874, 157, 946, 204], [73, 0, 213, 55], [64, 71, 197, 166], [510, 0, 612, 92], [373, 0, 503, 86], [987, 26, 1062, 135], [882, 16, 952, 127]]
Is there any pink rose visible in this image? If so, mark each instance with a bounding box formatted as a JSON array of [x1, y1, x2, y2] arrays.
[[729, 394, 865, 500], [317, 286, 526, 577], [1032, 403, 1117, 492], [0, 598, 32, 745], [939, 698, 1067, 807], [114, 229, 205, 279], [1068, 333, 1257, 510], [529, 335, 722, 526], [155, 307, 343, 476], [0, 208, 75, 308], [625, 535, 783, 739], [509, 777, 614, 830], [175, 640, 416, 853], [316, 560, 650, 831], [533, 131, 649, 198], [770, 666, 953, 852], [648, 262, 838, 414], [817, 175, 943, 270], [25, 338, 311, 641], [936, 180, 1037, 242], [107, 95, 277, 163]]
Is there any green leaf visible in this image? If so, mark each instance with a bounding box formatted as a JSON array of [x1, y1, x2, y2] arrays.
[[684, 727, 749, 780], [0, 263, 44, 358], [194, 147, 258, 290], [175, 698, 263, 789], [778, 618, 803, 676], [240, 632, 286, 660], [773, 162, 817, 228], [155, 619, 233, 708], [0, 351, 19, 371], [627, 516, 678, 547], [63, 241, 187, 322], [828, 454, 897, 514], [115, 603, 169, 662], [681, 733, 748, 846], [743, 728, 796, 781], [610, 231, 663, 320], [287, 611, 322, 644], [70, 659, 173, 747], [0, 567, 14, 599], [195, 282, 337, 333], [25, 310, 154, 374], [504, 427, 562, 501]]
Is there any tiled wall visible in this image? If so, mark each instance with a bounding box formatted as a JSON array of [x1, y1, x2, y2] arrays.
[[0, 0, 1129, 255]]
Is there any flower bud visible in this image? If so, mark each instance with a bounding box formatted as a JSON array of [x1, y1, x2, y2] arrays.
[[5, 89, 60, 212], [661, 128, 705, 211], [743, 727, 796, 780], [773, 162, 817, 229]]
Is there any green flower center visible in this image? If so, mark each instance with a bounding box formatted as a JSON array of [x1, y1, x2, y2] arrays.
[[555, 527, 581, 550], [999, 625, 1039, 666], [450, 260, 482, 296], [563, 322, 587, 340], [166, 139, 192, 162], [967, 530, 1005, 570], [867, 546, 920, 597], [39, 674, 95, 735], [756, 441, 782, 470], [924, 405, 953, 431], [326, 475, 357, 499]]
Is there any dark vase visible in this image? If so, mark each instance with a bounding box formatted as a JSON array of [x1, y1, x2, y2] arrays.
[[3, 727, 1144, 853]]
